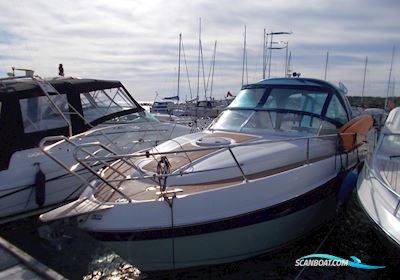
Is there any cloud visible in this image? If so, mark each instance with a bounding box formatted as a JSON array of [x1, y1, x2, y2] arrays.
[[0, 0, 399, 100]]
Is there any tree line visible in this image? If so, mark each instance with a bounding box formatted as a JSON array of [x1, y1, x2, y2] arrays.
[[347, 96, 400, 109]]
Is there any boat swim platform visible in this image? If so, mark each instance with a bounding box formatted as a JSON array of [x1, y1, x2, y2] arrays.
[[0, 236, 66, 280]]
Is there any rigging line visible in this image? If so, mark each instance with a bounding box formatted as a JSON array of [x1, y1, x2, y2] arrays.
[[205, 46, 214, 96], [163, 194, 176, 273], [181, 38, 193, 100]]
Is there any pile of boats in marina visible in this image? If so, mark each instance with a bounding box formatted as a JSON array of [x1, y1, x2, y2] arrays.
[[36, 77, 379, 271], [3, 68, 398, 271], [0, 70, 192, 223]]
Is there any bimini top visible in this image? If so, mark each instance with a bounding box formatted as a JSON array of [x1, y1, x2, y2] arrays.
[[0, 78, 125, 100], [0, 76, 144, 170]]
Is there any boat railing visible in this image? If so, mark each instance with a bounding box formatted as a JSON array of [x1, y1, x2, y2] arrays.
[[368, 132, 400, 215], [38, 121, 188, 201], [42, 131, 362, 200]]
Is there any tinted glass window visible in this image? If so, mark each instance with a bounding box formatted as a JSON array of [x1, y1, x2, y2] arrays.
[[326, 95, 348, 125], [229, 89, 265, 108], [81, 87, 136, 123], [19, 95, 70, 133], [263, 88, 328, 114]]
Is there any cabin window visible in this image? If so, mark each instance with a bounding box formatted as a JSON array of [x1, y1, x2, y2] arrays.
[[229, 89, 265, 108], [325, 95, 348, 125], [19, 95, 70, 133], [80, 87, 136, 122], [263, 89, 328, 115]]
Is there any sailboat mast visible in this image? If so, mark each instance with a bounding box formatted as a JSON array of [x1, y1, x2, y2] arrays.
[[267, 33, 273, 78], [385, 45, 396, 110], [287, 51, 292, 77], [196, 18, 201, 100], [324, 51, 329, 80], [262, 29, 266, 79], [242, 25, 246, 87], [284, 42, 289, 77], [177, 33, 182, 103], [361, 56, 368, 106], [210, 40, 217, 99]]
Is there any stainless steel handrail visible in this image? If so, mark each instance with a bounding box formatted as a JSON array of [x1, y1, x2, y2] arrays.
[[57, 131, 361, 202], [71, 132, 358, 163]]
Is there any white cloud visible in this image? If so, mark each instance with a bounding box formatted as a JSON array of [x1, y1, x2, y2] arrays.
[[0, 0, 399, 100]]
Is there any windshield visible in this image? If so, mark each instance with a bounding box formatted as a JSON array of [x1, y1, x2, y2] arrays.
[[105, 111, 158, 124], [210, 87, 339, 135], [210, 110, 337, 135], [229, 88, 328, 114], [80, 87, 137, 122]]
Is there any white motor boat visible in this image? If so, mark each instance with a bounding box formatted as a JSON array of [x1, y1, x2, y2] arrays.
[[41, 78, 373, 271], [0, 72, 191, 223], [357, 107, 400, 250]]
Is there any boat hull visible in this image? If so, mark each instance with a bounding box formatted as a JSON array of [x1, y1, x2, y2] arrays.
[[356, 165, 400, 252], [97, 194, 336, 271]]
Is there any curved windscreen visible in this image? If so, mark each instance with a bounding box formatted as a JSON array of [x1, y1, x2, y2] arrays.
[[210, 110, 337, 135], [229, 88, 328, 115], [104, 111, 158, 124], [210, 87, 341, 135]]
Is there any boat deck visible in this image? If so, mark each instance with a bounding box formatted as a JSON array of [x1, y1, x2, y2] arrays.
[[378, 158, 400, 194], [94, 157, 329, 203]]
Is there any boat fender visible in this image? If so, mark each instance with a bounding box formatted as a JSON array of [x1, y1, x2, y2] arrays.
[[336, 169, 358, 208], [35, 164, 46, 207]]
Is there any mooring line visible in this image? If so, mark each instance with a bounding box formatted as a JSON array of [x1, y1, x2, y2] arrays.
[[294, 222, 336, 280]]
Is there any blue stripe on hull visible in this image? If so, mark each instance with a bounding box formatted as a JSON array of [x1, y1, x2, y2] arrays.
[[88, 176, 341, 242]]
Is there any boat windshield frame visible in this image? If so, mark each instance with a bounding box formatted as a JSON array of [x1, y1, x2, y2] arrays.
[[209, 83, 352, 134], [209, 107, 340, 135], [231, 83, 351, 125]]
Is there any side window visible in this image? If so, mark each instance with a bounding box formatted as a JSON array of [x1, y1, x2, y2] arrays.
[[228, 89, 265, 108], [80, 87, 136, 123], [325, 95, 348, 125], [19, 95, 70, 133]]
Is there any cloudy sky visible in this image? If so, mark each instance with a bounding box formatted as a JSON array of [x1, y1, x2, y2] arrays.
[[0, 0, 399, 101]]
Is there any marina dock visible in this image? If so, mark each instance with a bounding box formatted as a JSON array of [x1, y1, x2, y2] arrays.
[[0, 236, 65, 280]]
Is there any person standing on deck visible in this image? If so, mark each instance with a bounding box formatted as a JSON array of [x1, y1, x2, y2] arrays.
[[58, 64, 64, 76]]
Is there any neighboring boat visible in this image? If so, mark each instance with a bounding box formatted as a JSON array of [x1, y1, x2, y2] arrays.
[[41, 77, 373, 271], [357, 107, 400, 251], [138, 101, 153, 112], [363, 108, 387, 128], [0, 72, 191, 223]]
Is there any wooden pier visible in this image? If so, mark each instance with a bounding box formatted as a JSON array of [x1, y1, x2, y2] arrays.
[[0, 236, 66, 280]]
